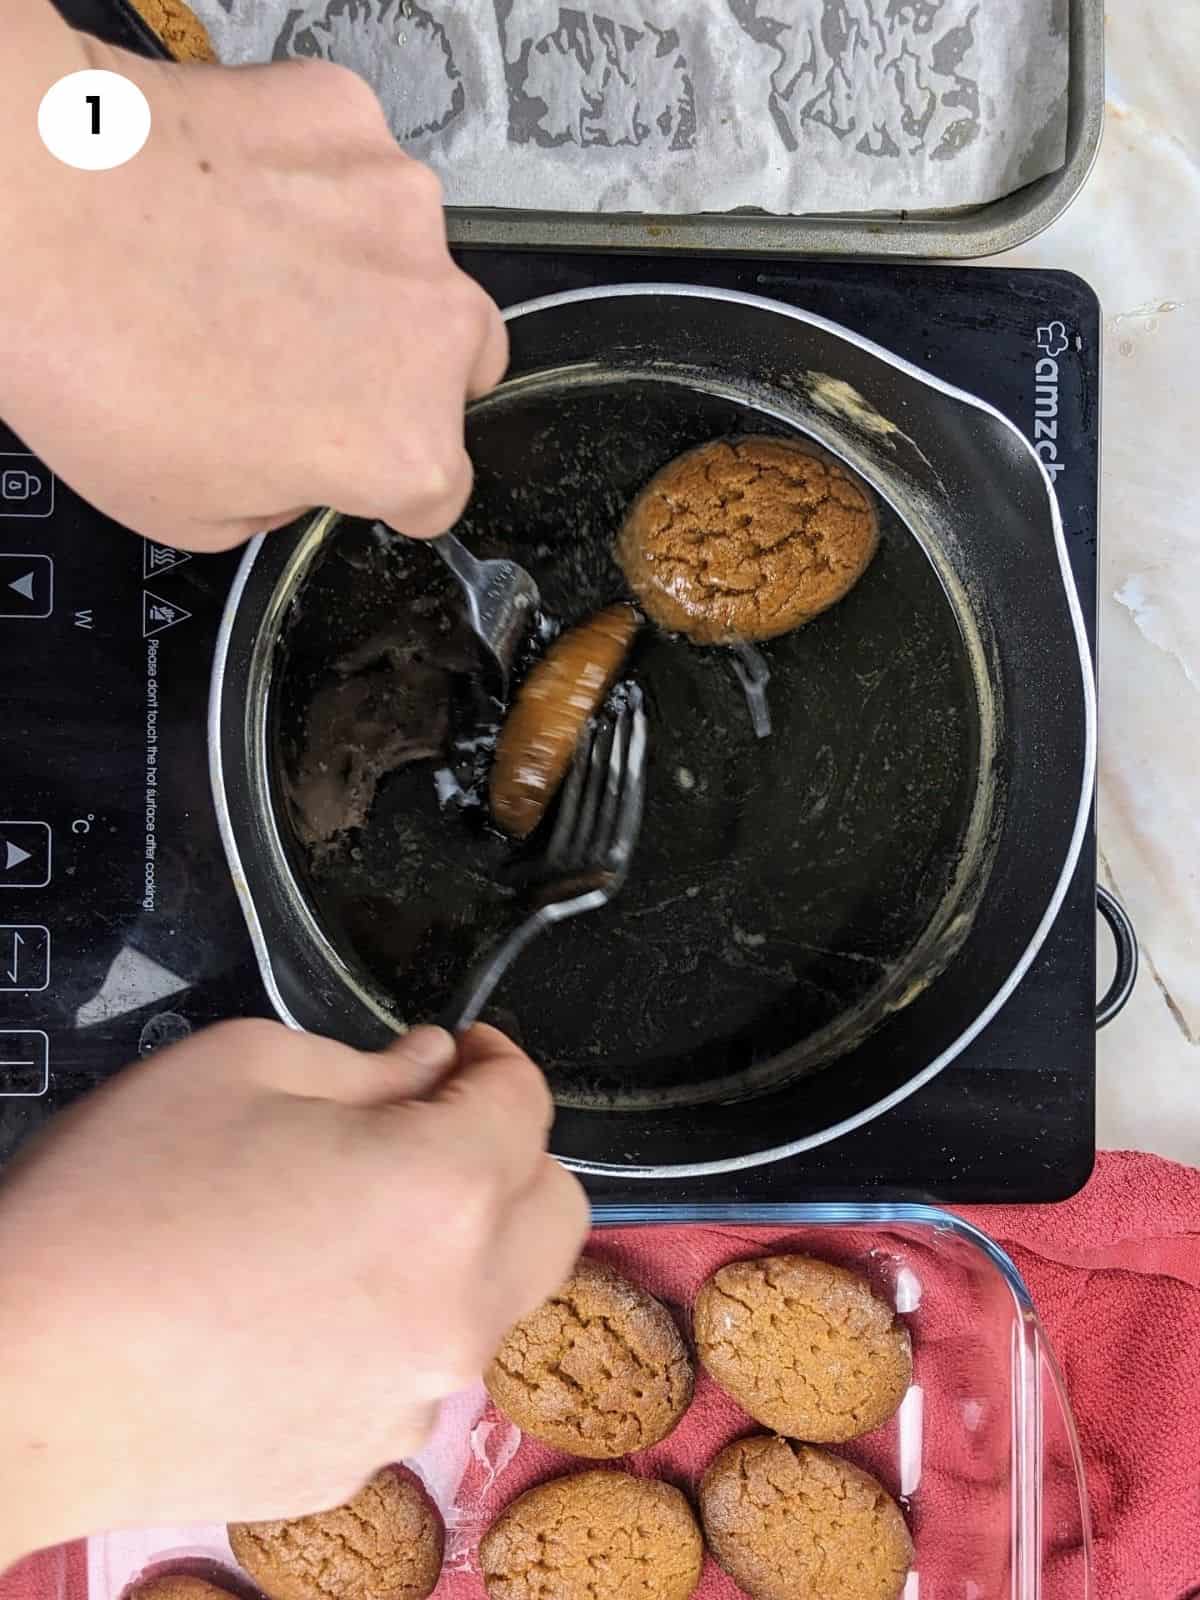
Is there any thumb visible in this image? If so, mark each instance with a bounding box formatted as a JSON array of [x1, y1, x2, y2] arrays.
[[224, 1020, 458, 1106], [372, 1026, 459, 1102]]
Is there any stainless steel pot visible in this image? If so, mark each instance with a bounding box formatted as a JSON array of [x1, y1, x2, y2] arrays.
[[211, 285, 1107, 1178]]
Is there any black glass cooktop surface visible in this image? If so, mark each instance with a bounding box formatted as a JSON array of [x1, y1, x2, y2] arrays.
[[0, 253, 1099, 1202]]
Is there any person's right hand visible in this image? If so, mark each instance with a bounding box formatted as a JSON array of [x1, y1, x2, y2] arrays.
[[0, 1021, 587, 1565], [4, 6, 507, 549]]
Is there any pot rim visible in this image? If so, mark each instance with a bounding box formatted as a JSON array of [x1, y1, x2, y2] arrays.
[[209, 282, 1097, 1177]]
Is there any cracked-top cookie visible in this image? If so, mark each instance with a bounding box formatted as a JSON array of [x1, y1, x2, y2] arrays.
[[228, 1467, 443, 1600], [485, 1257, 693, 1457], [616, 436, 879, 644], [693, 1253, 911, 1442], [700, 1436, 912, 1600], [127, 0, 217, 60], [480, 1471, 703, 1600]]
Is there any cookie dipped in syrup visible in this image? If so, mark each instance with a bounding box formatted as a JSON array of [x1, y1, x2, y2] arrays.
[[485, 1256, 693, 1457], [229, 1468, 443, 1600], [489, 603, 640, 838], [701, 1436, 912, 1600], [693, 1253, 911, 1442], [617, 436, 879, 644], [481, 1471, 703, 1600]]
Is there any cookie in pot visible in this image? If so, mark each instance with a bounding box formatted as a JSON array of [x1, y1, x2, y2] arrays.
[[617, 436, 879, 645]]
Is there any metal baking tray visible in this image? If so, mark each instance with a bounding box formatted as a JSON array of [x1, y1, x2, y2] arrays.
[[95, 0, 1101, 261], [447, 0, 1103, 259]]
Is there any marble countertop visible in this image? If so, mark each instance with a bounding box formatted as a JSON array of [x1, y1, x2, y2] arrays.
[[998, 7, 1198, 1163]]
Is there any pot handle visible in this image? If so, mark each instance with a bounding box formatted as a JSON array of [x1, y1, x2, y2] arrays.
[[1096, 885, 1138, 1029]]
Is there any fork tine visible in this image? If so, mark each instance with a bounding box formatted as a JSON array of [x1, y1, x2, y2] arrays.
[[567, 717, 617, 869], [607, 696, 648, 875], [591, 708, 627, 861], [546, 734, 590, 868]]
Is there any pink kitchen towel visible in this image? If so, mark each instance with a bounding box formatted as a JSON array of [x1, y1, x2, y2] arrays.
[[960, 1151, 1200, 1599]]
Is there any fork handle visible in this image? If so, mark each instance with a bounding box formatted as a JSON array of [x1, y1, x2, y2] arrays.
[[372, 522, 483, 585], [430, 531, 484, 587], [438, 905, 557, 1034], [438, 889, 609, 1034]]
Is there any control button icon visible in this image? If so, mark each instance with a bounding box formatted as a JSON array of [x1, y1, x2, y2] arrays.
[[0, 823, 51, 888], [0, 454, 54, 518], [0, 1030, 49, 1097], [143, 589, 191, 637], [0, 554, 53, 618], [0, 926, 49, 992], [144, 542, 190, 579]]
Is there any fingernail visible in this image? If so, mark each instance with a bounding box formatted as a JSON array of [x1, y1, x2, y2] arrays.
[[399, 1025, 456, 1068]]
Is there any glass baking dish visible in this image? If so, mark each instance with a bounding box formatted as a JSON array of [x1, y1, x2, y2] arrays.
[[588, 1205, 1094, 1600], [77, 1205, 1091, 1600]]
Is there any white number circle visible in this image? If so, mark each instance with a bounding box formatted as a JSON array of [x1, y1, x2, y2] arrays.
[[38, 69, 151, 171]]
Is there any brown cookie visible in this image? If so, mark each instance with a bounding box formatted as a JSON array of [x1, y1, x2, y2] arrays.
[[616, 436, 879, 644], [693, 1254, 911, 1442], [127, 0, 218, 60], [701, 1436, 912, 1600], [480, 1471, 703, 1600], [485, 1257, 693, 1457], [127, 1579, 240, 1600], [490, 604, 640, 837], [228, 1468, 443, 1600]]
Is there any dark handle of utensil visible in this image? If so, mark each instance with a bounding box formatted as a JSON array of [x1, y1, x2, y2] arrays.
[[1096, 885, 1138, 1029]]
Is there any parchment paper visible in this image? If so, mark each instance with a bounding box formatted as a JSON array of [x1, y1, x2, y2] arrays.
[[189, 0, 1070, 216]]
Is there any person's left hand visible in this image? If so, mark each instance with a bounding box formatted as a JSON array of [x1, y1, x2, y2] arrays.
[[0, 1020, 587, 1564]]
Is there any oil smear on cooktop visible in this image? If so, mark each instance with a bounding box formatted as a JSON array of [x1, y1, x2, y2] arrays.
[[276, 375, 992, 1112]]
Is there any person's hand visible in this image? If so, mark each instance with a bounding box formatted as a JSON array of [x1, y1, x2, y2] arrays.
[[3, 8, 506, 548], [0, 1020, 587, 1564]]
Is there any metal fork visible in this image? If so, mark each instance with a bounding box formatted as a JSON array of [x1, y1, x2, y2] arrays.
[[374, 522, 539, 691], [440, 686, 649, 1033]]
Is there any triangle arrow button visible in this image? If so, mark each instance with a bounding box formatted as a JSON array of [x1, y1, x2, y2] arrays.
[[0, 824, 51, 886], [0, 555, 52, 618]]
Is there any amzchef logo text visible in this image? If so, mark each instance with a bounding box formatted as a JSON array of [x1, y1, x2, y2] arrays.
[[1033, 321, 1070, 484]]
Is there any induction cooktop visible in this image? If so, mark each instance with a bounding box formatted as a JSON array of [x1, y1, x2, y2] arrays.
[[0, 241, 1109, 1202]]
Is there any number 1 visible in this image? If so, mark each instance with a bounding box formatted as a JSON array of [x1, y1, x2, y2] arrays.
[[86, 93, 100, 135]]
